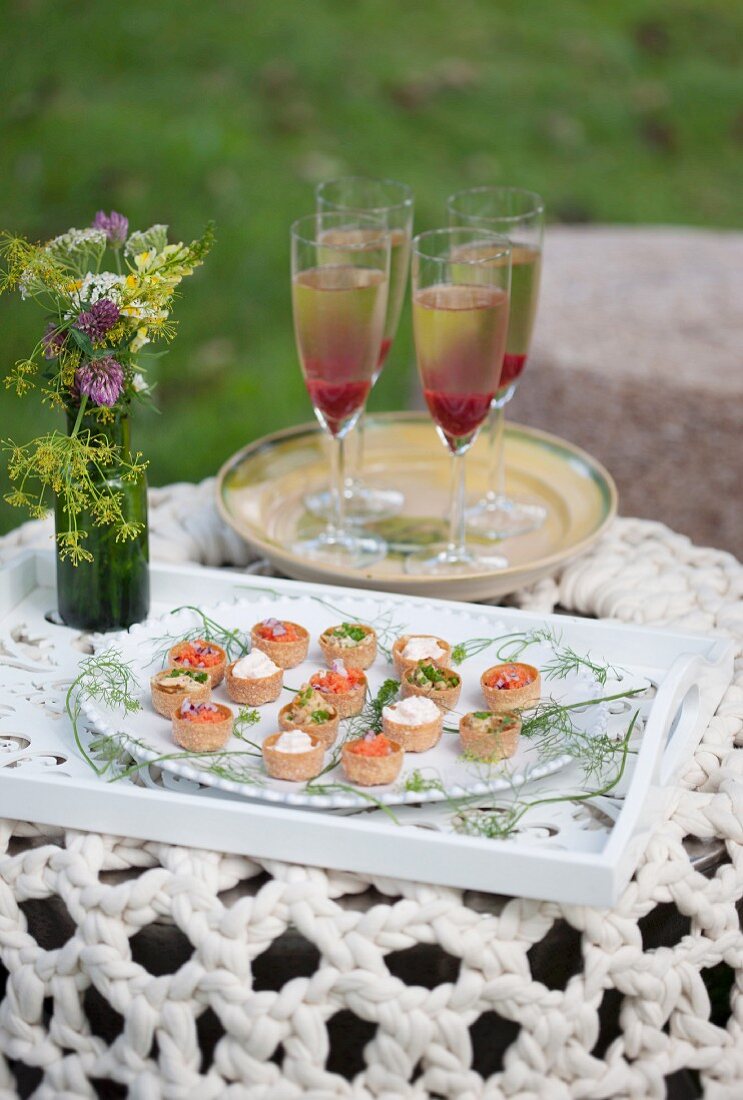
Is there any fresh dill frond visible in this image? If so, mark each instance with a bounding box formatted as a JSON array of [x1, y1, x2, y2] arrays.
[[65, 648, 142, 773]]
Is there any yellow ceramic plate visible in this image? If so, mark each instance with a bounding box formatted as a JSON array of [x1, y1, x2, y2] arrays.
[[217, 412, 617, 602]]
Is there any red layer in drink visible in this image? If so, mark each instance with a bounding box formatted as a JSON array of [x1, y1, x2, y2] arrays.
[[423, 389, 493, 440], [306, 377, 371, 435], [500, 353, 527, 388]]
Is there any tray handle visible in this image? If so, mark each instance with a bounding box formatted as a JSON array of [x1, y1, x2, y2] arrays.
[[647, 654, 705, 788]]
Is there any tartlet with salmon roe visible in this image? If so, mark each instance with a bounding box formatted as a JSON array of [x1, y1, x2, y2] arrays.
[[172, 700, 233, 752], [309, 664, 367, 719], [341, 733, 403, 786], [480, 663, 540, 713], [167, 639, 227, 688], [250, 618, 309, 669]]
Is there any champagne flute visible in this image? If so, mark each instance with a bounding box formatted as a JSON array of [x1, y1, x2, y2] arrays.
[[305, 177, 414, 523], [447, 186, 546, 539], [406, 227, 511, 576], [291, 211, 390, 567]]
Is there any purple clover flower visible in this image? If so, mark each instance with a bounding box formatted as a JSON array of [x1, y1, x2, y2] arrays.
[[74, 356, 125, 407], [92, 210, 128, 248], [75, 298, 120, 341], [42, 321, 66, 360]]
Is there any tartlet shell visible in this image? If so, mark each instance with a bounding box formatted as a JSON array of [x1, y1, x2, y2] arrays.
[[262, 731, 325, 782], [312, 674, 367, 719], [278, 703, 340, 749], [225, 660, 283, 706], [381, 711, 443, 752], [319, 625, 377, 670], [480, 664, 541, 713], [151, 672, 211, 718], [459, 712, 522, 762], [172, 703, 233, 752], [167, 640, 227, 688], [341, 740, 403, 786], [250, 622, 309, 669], [401, 673, 461, 712], [392, 635, 452, 676]]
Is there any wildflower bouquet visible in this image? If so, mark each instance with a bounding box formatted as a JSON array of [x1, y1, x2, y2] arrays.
[[1, 211, 213, 564]]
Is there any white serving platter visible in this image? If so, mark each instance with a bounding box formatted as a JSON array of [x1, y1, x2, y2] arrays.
[[0, 550, 734, 906], [85, 595, 634, 810]]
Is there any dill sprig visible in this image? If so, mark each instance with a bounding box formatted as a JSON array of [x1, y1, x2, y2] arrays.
[[109, 738, 264, 785], [4, 422, 148, 564], [454, 711, 638, 839], [150, 606, 250, 664], [65, 648, 142, 773], [310, 595, 406, 661]]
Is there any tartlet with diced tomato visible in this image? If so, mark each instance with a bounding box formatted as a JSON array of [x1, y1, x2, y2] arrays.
[[278, 684, 340, 748], [172, 700, 233, 752], [151, 668, 211, 718], [309, 665, 367, 719], [459, 710, 521, 762], [401, 661, 461, 711], [250, 618, 309, 669], [167, 639, 227, 688], [341, 733, 403, 787], [392, 634, 452, 676], [480, 663, 540, 713], [319, 622, 377, 670]]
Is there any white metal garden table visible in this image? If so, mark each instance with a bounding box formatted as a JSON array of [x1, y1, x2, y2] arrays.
[[0, 479, 741, 1100]]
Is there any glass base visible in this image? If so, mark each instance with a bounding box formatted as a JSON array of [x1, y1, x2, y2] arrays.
[[466, 494, 547, 540], [304, 481, 404, 524], [405, 542, 508, 576], [292, 529, 388, 570]]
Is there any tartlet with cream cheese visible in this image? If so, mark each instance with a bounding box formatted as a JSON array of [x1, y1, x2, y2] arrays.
[[225, 649, 283, 706], [381, 694, 443, 752], [262, 729, 325, 782]]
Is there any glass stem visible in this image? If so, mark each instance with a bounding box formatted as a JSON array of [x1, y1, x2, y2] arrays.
[[487, 402, 507, 503], [328, 433, 347, 540], [346, 411, 364, 494], [447, 451, 467, 559]]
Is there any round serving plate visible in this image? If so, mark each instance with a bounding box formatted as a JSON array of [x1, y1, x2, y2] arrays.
[[80, 596, 618, 811], [217, 412, 617, 602]]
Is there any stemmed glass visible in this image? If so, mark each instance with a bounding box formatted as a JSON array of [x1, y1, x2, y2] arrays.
[[291, 211, 390, 568], [447, 187, 545, 539], [305, 177, 414, 523], [406, 227, 512, 576]]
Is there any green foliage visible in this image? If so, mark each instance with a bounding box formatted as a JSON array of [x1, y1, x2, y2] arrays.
[[1, 0, 739, 534]]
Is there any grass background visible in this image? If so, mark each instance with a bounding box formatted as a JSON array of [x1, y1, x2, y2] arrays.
[[0, 0, 741, 534]]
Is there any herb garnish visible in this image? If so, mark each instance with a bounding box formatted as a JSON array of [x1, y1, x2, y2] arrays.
[[329, 622, 368, 643]]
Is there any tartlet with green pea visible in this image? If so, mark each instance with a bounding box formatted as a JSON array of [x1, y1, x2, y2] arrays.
[[401, 661, 462, 711], [151, 668, 211, 718], [459, 711, 521, 762], [278, 684, 340, 748], [318, 622, 377, 670]]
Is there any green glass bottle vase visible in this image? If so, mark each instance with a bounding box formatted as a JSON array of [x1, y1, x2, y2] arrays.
[[55, 409, 150, 632]]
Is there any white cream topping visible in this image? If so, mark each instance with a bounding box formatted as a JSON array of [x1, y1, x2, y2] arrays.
[[402, 636, 446, 662], [273, 730, 314, 754], [232, 650, 280, 680], [383, 696, 441, 726]]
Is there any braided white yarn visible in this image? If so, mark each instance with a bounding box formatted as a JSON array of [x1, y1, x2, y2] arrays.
[[1, 480, 742, 1099]]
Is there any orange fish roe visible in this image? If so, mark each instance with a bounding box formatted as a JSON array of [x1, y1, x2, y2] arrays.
[[483, 663, 536, 691], [310, 668, 365, 694], [172, 640, 224, 668], [348, 734, 393, 757], [178, 702, 228, 723], [255, 619, 303, 643]]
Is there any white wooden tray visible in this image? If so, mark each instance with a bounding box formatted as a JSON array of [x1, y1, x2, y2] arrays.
[[0, 551, 733, 906]]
